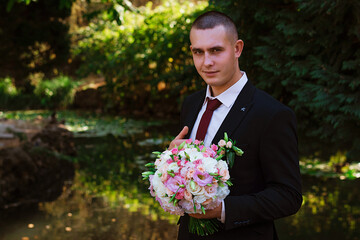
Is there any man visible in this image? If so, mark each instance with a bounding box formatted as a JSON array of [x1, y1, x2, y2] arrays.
[[170, 11, 302, 239]]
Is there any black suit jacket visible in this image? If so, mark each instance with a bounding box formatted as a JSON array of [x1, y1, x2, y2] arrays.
[[177, 81, 302, 240]]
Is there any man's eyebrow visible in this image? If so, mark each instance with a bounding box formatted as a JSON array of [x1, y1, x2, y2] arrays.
[[209, 45, 225, 50], [191, 45, 225, 52], [191, 47, 203, 52]]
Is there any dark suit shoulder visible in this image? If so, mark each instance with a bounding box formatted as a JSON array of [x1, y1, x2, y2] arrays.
[[253, 87, 294, 116]]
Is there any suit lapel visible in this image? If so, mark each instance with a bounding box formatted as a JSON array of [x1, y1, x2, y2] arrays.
[[212, 81, 256, 144]]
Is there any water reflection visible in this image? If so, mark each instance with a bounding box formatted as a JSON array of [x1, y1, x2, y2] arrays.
[[0, 121, 359, 240], [1, 177, 177, 240], [276, 176, 360, 240]]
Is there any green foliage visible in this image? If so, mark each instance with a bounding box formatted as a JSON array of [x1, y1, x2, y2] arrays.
[[34, 75, 79, 109], [0, 0, 72, 89], [83, 0, 138, 25], [73, 0, 208, 114], [211, 0, 360, 162], [0, 76, 79, 110], [0, 77, 18, 109], [0, 77, 18, 96]]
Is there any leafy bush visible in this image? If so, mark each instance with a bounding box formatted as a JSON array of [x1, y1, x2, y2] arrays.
[[0, 77, 18, 108], [0, 75, 78, 110], [73, 0, 209, 115], [34, 75, 79, 109]]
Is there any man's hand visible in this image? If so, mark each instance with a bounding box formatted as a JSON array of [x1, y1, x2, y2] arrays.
[[169, 126, 189, 149], [189, 202, 222, 219]]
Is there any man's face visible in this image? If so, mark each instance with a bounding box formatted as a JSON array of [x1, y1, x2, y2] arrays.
[[190, 25, 243, 96]]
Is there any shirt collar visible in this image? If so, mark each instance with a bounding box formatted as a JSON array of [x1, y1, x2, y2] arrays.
[[204, 71, 248, 108]]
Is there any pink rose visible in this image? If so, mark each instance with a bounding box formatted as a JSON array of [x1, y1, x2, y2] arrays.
[[171, 148, 179, 154], [205, 148, 216, 158], [197, 165, 205, 173], [186, 168, 195, 179], [164, 175, 185, 194], [193, 159, 202, 166], [184, 190, 193, 201], [175, 190, 185, 200], [226, 141, 232, 148], [211, 144, 218, 151], [218, 139, 226, 147], [202, 198, 213, 205], [220, 169, 230, 181], [202, 152, 209, 158], [186, 139, 192, 144], [160, 172, 168, 182], [204, 182, 218, 198]]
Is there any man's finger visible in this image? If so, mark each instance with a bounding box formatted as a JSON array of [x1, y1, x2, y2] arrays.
[[175, 126, 189, 140]]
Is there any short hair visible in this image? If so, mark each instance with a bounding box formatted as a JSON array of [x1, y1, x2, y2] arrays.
[[191, 11, 238, 42]]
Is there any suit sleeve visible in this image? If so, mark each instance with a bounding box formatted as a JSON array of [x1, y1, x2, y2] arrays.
[[224, 108, 303, 230]]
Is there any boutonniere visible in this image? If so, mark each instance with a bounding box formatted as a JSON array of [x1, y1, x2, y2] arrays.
[[216, 132, 244, 168]]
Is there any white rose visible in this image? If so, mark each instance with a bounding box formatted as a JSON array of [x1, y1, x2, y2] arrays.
[[216, 160, 228, 172], [202, 158, 218, 174], [152, 173, 168, 197], [168, 162, 180, 173], [186, 181, 205, 196], [194, 194, 207, 204], [226, 141, 232, 148], [216, 185, 230, 200]]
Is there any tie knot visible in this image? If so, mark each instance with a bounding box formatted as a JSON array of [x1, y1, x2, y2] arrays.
[[206, 98, 222, 111]]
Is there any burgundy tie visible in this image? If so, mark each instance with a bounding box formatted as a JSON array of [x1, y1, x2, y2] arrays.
[[196, 98, 222, 141]]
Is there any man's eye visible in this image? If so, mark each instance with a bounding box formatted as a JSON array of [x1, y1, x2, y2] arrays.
[[193, 50, 202, 54]]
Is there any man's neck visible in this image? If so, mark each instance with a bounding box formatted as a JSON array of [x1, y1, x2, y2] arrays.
[[210, 70, 243, 97]]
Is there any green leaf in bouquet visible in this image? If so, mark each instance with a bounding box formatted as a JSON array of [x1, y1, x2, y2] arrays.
[[216, 154, 224, 160], [209, 173, 219, 176], [201, 205, 206, 214], [185, 151, 191, 161], [144, 162, 155, 167], [167, 171, 175, 177], [232, 146, 244, 156], [190, 180, 196, 191], [152, 151, 162, 155], [178, 141, 186, 150], [227, 151, 235, 168], [142, 171, 154, 176], [169, 187, 181, 203], [226, 180, 233, 186], [224, 132, 229, 142]]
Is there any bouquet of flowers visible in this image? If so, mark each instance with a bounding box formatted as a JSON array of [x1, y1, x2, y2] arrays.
[[142, 133, 243, 236]]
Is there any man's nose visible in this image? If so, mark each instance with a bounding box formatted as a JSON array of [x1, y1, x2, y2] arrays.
[[204, 52, 214, 66]]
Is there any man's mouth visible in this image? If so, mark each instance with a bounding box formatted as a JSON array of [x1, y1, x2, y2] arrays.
[[203, 70, 219, 76]]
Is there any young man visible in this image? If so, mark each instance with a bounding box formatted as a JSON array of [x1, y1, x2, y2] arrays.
[[171, 11, 302, 239]]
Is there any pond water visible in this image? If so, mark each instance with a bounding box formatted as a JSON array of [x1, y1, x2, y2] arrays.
[[0, 113, 359, 240]]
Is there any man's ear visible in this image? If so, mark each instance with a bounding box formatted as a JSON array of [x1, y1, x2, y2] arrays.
[[234, 40, 244, 58]]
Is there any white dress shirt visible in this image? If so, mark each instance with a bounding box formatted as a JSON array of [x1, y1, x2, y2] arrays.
[[189, 71, 248, 145], [189, 71, 248, 223]]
